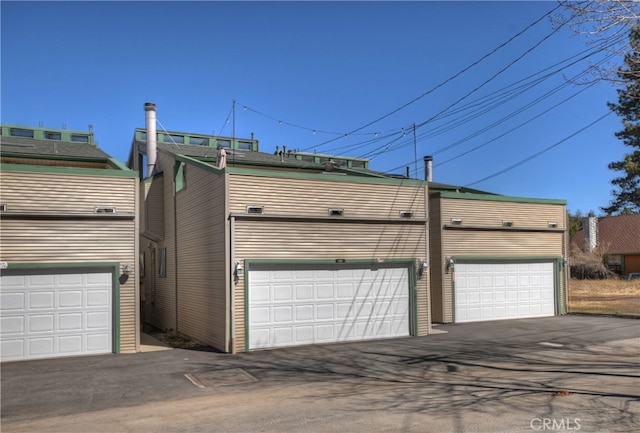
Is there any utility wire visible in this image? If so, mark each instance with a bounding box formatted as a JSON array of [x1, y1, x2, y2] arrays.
[[465, 111, 613, 187]]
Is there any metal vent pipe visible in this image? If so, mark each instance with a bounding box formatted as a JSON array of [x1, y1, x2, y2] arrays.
[[145, 102, 157, 176]]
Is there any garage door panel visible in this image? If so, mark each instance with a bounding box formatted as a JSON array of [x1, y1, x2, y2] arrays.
[[0, 271, 113, 361], [455, 262, 555, 323], [249, 265, 410, 349]]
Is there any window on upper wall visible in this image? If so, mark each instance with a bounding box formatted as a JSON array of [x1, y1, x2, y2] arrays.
[[188, 136, 208, 146], [163, 134, 184, 144], [216, 139, 231, 148], [175, 162, 186, 192], [351, 160, 366, 169], [158, 248, 166, 278], [45, 131, 62, 140], [71, 134, 90, 143], [237, 141, 252, 150], [10, 128, 34, 138]]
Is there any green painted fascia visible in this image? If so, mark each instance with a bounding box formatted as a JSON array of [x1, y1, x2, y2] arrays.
[[107, 157, 133, 172], [433, 191, 566, 205], [0, 262, 122, 353], [1, 152, 107, 163], [0, 162, 138, 178]]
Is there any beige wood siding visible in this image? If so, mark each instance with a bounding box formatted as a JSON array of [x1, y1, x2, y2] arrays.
[[441, 199, 566, 229], [143, 153, 177, 334], [228, 174, 426, 219], [435, 197, 567, 323], [232, 219, 429, 352], [143, 175, 165, 239], [0, 171, 135, 213], [175, 165, 227, 352], [0, 171, 137, 353]]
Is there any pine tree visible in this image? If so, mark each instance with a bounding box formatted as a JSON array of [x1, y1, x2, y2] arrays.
[[603, 25, 640, 215]]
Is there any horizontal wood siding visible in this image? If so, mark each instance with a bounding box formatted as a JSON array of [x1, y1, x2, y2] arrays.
[[144, 153, 177, 334], [144, 175, 165, 239], [441, 199, 566, 229], [438, 198, 567, 323], [0, 171, 135, 213], [232, 219, 429, 352], [176, 165, 227, 352], [228, 175, 426, 219]]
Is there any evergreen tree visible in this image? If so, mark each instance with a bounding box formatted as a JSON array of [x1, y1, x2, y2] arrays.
[[603, 25, 640, 215]]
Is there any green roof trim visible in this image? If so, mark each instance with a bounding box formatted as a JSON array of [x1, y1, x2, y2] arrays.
[[0, 162, 138, 178], [432, 191, 566, 205]]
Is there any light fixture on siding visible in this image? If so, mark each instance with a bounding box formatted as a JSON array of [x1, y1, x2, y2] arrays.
[[234, 261, 243, 284], [502, 220, 513, 227], [418, 260, 428, 278], [451, 218, 462, 225], [445, 256, 455, 273], [0, 204, 6, 212], [122, 264, 132, 275]]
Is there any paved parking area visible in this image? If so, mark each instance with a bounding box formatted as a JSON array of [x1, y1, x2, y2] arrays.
[[1, 315, 639, 433]]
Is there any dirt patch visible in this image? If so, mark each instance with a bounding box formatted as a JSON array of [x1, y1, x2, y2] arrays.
[[568, 279, 640, 316]]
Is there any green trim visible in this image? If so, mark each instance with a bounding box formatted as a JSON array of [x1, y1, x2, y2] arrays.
[[0, 262, 122, 354], [0, 162, 138, 178], [1, 152, 107, 163], [433, 191, 566, 205], [243, 258, 418, 351], [107, 157, 131, 171]]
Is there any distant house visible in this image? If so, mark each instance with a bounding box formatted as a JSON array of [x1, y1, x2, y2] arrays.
[[0, 124, 139, 361], [573, 214, 640, 276], [428, 182, 568, 324], [128, 103, 431, 353]]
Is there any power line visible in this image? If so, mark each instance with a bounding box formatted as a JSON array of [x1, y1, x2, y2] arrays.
[[464, 111, 614, 187]]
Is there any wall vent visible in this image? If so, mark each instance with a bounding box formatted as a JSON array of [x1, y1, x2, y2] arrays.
[[0, 204, 6, 212], [502, 220, 513, 227], [328, 208, 344, 216], [400, 210, 413, 218], [548, 221, 558, 228], [95, 207, 117, 214], [247, 206, 264, 214], [451, 218, 462, 225]]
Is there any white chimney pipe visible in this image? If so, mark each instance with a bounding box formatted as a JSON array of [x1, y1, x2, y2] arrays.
[[424, 155, 433, 182], [145, 102, 157, 176]]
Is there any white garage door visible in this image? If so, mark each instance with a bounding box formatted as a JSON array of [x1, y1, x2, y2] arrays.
[[248, 264, 411, 349], [455, 262, 555, 323], [1, 271, 113, 361]]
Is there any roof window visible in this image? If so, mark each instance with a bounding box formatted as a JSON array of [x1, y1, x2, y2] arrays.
[[10, 128, 34, 138], [45, 131, 62, 140], [71, 134, 90, 143], [163, 134, 184, 144]]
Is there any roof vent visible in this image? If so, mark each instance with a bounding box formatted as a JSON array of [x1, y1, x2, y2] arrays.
[[400, 210, 413, 218], [95, 207, 117, 214], [247, 206, 264, 214], [329, 208, 344, 216]]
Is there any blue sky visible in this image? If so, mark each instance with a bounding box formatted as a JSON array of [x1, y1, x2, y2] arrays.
[[1, 1, 629, 214]]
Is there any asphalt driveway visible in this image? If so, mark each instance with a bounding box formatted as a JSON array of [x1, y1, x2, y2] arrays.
[[2, 315, 639, 433]]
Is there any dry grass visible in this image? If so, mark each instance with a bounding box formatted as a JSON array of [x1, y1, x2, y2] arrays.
[[568, 278, 640, 316]]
